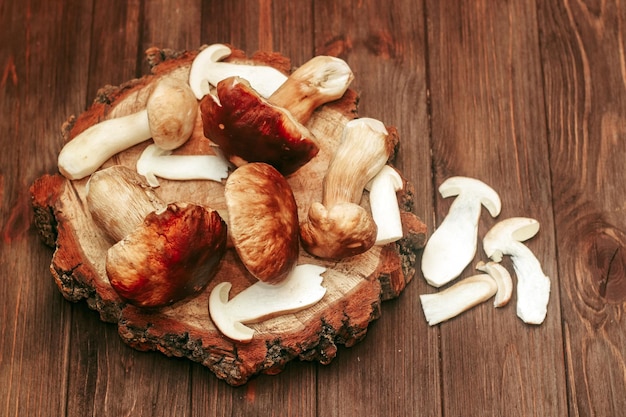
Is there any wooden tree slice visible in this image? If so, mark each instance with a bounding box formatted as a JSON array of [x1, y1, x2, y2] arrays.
[[30, 46, 427, 386]]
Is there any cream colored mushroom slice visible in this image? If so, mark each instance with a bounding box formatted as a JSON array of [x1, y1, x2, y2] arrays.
[[419, 274, 498, 326], [421, 176, 501, 287], [365, 165, 404, 245], [483, 217, 550, 325], [476, 261, 513, 307], [209, 264, 327, 343], [136, 143, 230, 187], [189, 43, 288, 100]]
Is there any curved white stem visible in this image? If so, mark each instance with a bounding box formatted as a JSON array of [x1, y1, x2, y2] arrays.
[[58, 110, 150, 180], [365, 165, 404, 245]]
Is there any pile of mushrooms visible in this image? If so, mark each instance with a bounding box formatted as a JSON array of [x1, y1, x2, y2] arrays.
[[56, 43, 409, 342], [419, 176, 550, 326]]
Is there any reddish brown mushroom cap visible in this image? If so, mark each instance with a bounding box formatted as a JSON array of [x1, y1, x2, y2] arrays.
[[106, 202, 228, 308], [224, 162, 300, 284], [200, 76, 319, 176]]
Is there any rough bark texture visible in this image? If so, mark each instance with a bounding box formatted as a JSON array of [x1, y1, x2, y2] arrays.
[[30, 46, 426, 386]]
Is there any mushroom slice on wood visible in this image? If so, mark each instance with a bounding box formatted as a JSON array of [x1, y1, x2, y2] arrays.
[[483, 217, 550, 324], [224, 162, 300, 284], [421, 176, 501, 288], [476, 261, 513, 307], [209, 264, 327, 343], [419, 274, 498, 326]]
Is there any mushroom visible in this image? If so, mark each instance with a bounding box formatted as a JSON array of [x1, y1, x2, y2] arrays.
[[421, 176, 501, 288], [483, 217, 550, 324], [58, 77, 198, 180], [87, 166, 228, 308], [136, 143, 230, 187], [419, 274, 498, 326], [299, 117, 398, 260], [200, 55, 354, 176], [209, 264, 327, 343], [188, 43, 288, 100], [224, 162, 300, 284], [364, 165, 404, 245], [476, 260, 513, 307]]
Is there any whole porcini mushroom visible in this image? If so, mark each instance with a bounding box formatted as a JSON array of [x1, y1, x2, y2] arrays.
[[87, 166, 228, 308], [421, 176, 501, 288], [200, 55, 354, 176], [209, 264, 327, 343], [300, 117, 398, 260], [483, 217, 550, 324], [58, 77, 198, 180], [188, 43, 288, 100], [224, 162, 300, 284]]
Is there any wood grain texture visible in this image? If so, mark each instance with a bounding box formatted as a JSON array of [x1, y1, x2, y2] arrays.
[[4, 0, 626, 415], [538, 1, 626, 416]]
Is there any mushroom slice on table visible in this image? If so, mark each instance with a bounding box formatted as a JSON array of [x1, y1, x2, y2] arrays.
[[87, 166, 228, 309], [209, 264, 327, 343], [476, 260, 513, 307], [224, 162, 300, 284], [419, 274, 498, 326], [136, 143, 230, 187], [483, 217, 550, 324], [58, 78, 197, 180], [421, 176, 501, 288], [188, 43, 288, 100], [365, 165, 404, 245], [299, 117, 398, 260], [200, 55, 354, 176]]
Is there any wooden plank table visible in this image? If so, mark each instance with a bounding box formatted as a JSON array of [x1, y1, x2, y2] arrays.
[[1, 0, 624, 415]]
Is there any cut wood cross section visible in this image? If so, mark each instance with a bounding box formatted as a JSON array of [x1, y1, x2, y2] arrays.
[[30, 47, 427, 386]]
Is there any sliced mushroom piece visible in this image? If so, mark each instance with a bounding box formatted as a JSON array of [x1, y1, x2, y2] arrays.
[[58, 78, 198, 180], [200, 55, 353, 176], [299, 118, 398, 260], [87, 166, 228, 309], [365, 165, 404, 245], [189, 43, 288, 100], [224, 162, 300, 284], [136, 143, 230, 187], [476, 261, 513, 307], [419, 274, 498, 326], [421, 176, 501, 288], [483, 217, 550, 324], [209, 264, 327, 343]]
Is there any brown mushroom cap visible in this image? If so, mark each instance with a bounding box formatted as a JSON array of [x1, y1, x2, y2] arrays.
[[200, 77, 319, 176], [224, 162, 300, 284], [106, 202, 228, 308]]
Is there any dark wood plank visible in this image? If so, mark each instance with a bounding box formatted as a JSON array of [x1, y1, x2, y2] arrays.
[[312, 1, 438, 416], [537, 1, 626, 416], [426, 0, 568, 415], [0, 0, 94, 415]]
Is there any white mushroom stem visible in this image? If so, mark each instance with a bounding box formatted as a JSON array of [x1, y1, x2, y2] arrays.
[[136, 144, 231, 187], [476, 261, 513, 307], [58, 110, 151, 180], [189, 43, 288, 100], [365, 165, 404, 245], [58, 78, 197, 180], [483, 217, 550, 325], [421, 176, 501, 288], [419, 274, 498, 326], [209, 264, 327, 343]]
